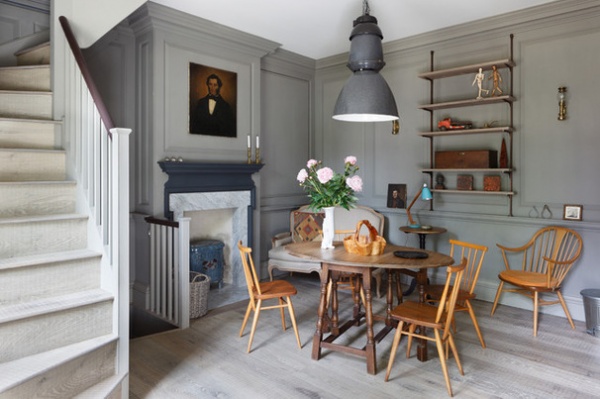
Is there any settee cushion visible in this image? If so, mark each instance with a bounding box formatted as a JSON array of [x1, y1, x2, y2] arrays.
[[292, 211, 324, 242]]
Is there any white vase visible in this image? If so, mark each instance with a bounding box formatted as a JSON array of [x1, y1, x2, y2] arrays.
[[321, 206, 335, 250]]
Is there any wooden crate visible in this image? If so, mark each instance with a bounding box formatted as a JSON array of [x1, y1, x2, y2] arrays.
[[435, 150, 498, 169]]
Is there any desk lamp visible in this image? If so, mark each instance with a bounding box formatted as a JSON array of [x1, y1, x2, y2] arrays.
[[406, 183, 433, 229]]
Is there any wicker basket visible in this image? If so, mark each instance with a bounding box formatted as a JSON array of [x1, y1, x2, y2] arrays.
[[190, 271, 210, 318], [343, 220, 386, 256]]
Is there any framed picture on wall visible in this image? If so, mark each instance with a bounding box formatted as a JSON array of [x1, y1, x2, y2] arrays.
[[387, 184, 407, 209], [563, 204, 583, 221], [189, 63, 237, 137]]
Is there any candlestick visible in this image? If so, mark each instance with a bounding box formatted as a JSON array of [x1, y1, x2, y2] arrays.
[[255, 147, 261, 164], [247, 148, 252, 164]]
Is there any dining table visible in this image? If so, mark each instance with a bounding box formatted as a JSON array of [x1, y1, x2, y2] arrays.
[[286, 241, 454, 375]]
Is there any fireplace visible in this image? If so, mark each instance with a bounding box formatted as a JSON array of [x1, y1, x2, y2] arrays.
[[159, 161, 263, 306]]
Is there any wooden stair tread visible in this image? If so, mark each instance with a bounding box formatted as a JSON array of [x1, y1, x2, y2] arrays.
[[0, 249, 101, 271], [0, 213, 87, 225], [73, 374, 125, 399], [0, 334, 117, 391], [0, 289, 113, 324], [0, 116, 61, 124], [14, 42, 50, 57]]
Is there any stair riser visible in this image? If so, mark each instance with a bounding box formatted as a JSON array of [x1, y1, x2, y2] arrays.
[[0, 92, 52, 119], [2, 340, 116, 398], [0, 183, 76, 217], [0, 119, 57, 149], [0, 299, 112, 363], [0, 218, 87, 258], [0, 150, 65, 181], [0, 66, 50, 91], [16, 44, 50, 66], [0, 257, 101, 305]]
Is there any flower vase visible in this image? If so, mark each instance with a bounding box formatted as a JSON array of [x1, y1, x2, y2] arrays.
[[321, 206, 335, 250]]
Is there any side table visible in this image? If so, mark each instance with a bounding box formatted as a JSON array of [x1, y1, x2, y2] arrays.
[[398, 226, 447, 295]]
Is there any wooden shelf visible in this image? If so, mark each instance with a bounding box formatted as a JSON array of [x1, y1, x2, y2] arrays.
[[418, 59, 515, 80], [419, 95, 515, 112], [420, 126, 513, 138], [422, 168, 512, 173], [431, 189, 515, 196]]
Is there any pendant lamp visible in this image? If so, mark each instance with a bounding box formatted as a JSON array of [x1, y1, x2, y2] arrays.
[[333, 0, 399, 122]]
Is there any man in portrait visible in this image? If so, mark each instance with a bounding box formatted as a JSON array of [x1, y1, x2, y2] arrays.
[[387, 184, 406, 208], [190, 73, 235, 137]]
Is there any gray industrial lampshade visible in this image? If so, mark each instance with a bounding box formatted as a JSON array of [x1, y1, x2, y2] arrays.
[[332, 1, 399, 122]]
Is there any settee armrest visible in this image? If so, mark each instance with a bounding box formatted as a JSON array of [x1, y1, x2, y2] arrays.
[[272, 232, 292, 248]]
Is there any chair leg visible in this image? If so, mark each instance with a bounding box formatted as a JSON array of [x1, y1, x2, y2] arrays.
[[406, 324, 417, 358], [465, 300, 486, 348], [286, 296, 302, 349], [533, 292, 539, 337], [247, 300, 262, 353], [385, 321, 404, 382], [490, 281, 504, 316], [278, 298, 286, 331], [447, 333, 464, 376], [434, 329, 453, 397], [556, 291, 576, 329], [239, 301, 253, 337]]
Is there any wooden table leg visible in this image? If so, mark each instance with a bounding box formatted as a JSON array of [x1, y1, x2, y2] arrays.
[[416, 268, 429, 362], [361, 267, 376, 375], [312, 264, 329, 361]]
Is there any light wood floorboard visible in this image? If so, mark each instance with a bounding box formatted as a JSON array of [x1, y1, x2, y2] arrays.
[[130, 274, 600, 398]]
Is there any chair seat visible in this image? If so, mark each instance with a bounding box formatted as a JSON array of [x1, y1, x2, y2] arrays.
[[426, 284, 475, 302], [390, 301, 444, 329], [256, 280, 297, 299], [499, 270, 558, 289]]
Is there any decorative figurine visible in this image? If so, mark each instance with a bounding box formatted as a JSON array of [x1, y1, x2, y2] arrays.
[[488, 65, 503, 96], [438, 117, 473, 131], [435, 173, 446, 190], [472, 67, 489, 99]]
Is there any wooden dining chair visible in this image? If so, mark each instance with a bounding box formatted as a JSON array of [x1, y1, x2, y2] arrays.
[[490, 226, 583, 336], [385, 258, 467, 397], [425, 239, 488, 348], [237, 241, 301, 353]]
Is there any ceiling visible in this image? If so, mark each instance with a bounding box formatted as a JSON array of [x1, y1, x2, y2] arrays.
[[151, 0, 557, 59]]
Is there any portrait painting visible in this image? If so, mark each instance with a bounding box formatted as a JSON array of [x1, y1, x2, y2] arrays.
[[189, 63, 237, 137], [387, 184, 407, 209]]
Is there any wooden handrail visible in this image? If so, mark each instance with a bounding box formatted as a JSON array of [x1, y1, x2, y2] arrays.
[[58, 16, 115, 136], [145, 216, 179, 228]]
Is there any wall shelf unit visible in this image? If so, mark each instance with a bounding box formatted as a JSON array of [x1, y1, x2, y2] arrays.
[[419, 34, 515, 216]]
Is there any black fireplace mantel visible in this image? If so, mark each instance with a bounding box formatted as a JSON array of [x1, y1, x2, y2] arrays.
[[159, 161, 264, 219]]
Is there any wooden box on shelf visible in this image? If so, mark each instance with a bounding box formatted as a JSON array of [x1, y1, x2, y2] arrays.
[[457, 175, 474, 190], [484, 175, 501, 191], [435, 150, 498, 169]]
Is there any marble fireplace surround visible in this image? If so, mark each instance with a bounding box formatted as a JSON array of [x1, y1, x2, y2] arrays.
[[159, 161, 263, 288]]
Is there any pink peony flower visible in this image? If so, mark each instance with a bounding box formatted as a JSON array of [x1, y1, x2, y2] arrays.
[[344, 156, 357, 165], [316, 167, 334, 184], [307, 159, 318, 168], [297, 169, 308, 183], [346, 175, 363, 192]]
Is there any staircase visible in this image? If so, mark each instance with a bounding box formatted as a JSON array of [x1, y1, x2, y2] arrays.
[[0, 42, 123, 397]]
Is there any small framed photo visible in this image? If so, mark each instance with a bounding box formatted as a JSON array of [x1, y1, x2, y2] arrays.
[[387, 184, 407, 209], [563, 204, 583, 221]]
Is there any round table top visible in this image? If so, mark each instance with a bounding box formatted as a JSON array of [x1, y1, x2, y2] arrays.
[[285, 241, 454, 271], [400, 226, 447, 235]]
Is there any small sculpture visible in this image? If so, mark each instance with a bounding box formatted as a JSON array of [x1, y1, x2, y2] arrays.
[[472, 67, 489, 99], [488, 65, 503, 96], [435, 173, 446, 190]]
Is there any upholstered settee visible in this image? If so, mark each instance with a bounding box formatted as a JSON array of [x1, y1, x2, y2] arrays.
[[267, 205, 385, 296]]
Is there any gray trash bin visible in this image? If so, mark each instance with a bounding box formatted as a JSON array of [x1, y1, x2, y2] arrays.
[[580, 289, 600, 336]]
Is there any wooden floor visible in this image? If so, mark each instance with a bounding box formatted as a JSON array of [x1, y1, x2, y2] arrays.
[[130, 274, 600, 398]]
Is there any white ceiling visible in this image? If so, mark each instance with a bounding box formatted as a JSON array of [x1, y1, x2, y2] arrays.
[[151, 0, 557, 59]]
